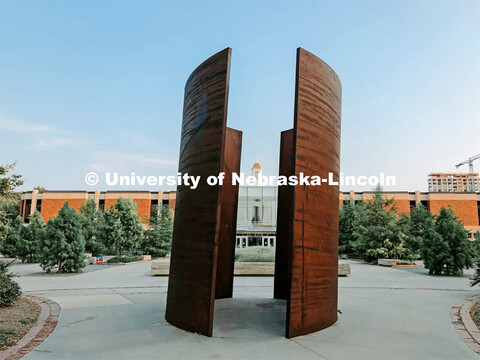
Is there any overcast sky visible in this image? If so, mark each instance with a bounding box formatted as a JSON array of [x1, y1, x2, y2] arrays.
[[1, 0, 479, 192]]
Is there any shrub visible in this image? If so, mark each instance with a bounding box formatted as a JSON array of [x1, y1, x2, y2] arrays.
[[395, 259, 416, 265], [106, 256, 138, 264], [235, 246, 275, 262], [37, 202, 86, 273], [0, 261, 21, 307]]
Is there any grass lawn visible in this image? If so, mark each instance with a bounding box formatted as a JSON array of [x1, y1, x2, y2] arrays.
[[0, 297, 39, 351], [235, 246, 275, 262]]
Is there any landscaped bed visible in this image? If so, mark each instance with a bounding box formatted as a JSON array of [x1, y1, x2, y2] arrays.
[[0, 297, 40, 351], [470, 301, 480, 330], [235, 247, 275, 262], [106, 256, 139, 264]]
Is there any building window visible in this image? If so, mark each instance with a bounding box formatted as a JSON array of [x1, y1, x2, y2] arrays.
[[36, 199, 42, 213], [421, 200, 428, 210], [24, 200, 31, 223], [99, 199, 105, 212], [409, 200, 416, 210], [150, 199, 158, 217], [162, 199, 169, 206], [477, 201, 480, 226]]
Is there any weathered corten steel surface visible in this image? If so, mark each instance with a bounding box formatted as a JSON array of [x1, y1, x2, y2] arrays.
[[165, 48, 233, 337], [274, 129, 294, 301], [286, 48, 342, 338], [215, 127, 242, 299]]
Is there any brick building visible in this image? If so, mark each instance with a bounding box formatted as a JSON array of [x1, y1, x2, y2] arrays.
[[339, 190, 480, 236], [20, 189, 480, 237], [20, 190, 176, 225]]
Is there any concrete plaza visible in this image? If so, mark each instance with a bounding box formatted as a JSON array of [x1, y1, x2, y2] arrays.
[[10, 260, 480, 360]]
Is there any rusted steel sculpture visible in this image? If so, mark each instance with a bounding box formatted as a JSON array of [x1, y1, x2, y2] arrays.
[[274, 48, 342, 338], [215, 127, 242, 299], [166, 47, 340, 339], [165, 48, 242, 337], [273, 129, 294, 301]]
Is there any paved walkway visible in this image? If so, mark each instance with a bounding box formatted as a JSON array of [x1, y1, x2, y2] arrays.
[[9, 261, 480, 359]]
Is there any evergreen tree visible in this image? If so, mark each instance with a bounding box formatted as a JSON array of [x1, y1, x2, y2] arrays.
[[114, 198, 143, 257], [469, 232, 480, 286], [97, 198, 142, 257], [0, 210, 7, 251], [339, 200, 364, 255], [0, 197, 21, 252], [37, 202, 86, 273], [97, 206, 124, 255], [1, 216, 23, 258], [421, 207, 473, 275], [79, 199, 104, 255], [16, 210, 44, 263], [0, 162, 22, 256], [397, 213, 418, 260], [471, 231, 480, 260], [141, 205, 173, 257], [353, 185, 408, 262], [409, 203, 432, 255], [420, 218, 447, 275]]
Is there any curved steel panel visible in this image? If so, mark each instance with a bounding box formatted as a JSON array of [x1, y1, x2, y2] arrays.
[[286, 48, 342, 338], [165, 48, 232, 337], [215, 127, 242, 299], [274, 129, 294, 300]]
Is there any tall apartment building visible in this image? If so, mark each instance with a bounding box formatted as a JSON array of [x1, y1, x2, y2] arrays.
[[428, 173, 480, 192]]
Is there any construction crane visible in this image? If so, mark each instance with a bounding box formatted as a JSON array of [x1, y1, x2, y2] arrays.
[[455, 154, 480, 192]]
